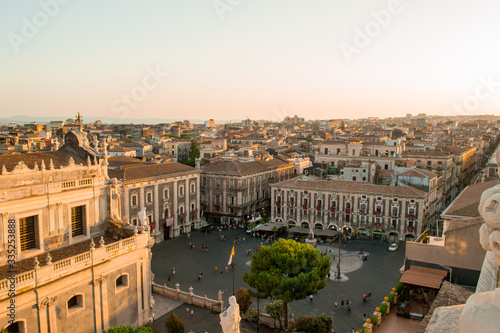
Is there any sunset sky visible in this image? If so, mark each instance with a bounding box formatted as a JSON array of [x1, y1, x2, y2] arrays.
[[1, 0, 500, 122]]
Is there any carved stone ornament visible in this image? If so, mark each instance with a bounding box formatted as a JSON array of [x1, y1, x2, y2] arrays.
[[11, 161, 32, 174], [459, 145, 500, 332]]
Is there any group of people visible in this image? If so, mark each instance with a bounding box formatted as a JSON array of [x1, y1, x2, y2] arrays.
[[334, 298, 352, 312]]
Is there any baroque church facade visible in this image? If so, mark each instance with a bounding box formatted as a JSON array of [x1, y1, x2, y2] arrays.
[[0, 130, 154, 332]]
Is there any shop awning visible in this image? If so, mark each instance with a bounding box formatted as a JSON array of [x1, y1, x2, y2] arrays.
[[317, 229, 338, 237], [357, 228, 367, 233], [288, 227, 323, 235], [399, 266, 448, 289], [254, 222, 284, 232], [373, 230, 383, 235]]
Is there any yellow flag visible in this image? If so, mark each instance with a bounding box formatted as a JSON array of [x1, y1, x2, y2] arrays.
[[228, 245, 235, 265]]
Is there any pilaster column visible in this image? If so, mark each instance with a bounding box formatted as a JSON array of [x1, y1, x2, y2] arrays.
[[0, 212, 7, 250], [154, 184, 159, 235], [101, 275, 109, 330], [38, 297, 49, 333], [124, 187, 129, 218], [92, 277, 102, 332], [173, 180, 178, 237], [48, 297, 57, 333], [56, 202, 63, 232]]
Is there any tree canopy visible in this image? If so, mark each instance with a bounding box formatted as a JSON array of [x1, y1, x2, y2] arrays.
[[243, 239, 331, 328]]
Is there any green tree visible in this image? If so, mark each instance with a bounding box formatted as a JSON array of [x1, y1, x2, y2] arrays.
[[165, 313, 185, 333], [286, 315, 328, 333], [187, 140, 200, 167], [236, 287, 253, 313], [243, 239, 331, 329], [264, 300, 290, 329]]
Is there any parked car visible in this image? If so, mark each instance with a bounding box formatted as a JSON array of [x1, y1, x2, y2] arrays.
[[388, 243, 399, 252]]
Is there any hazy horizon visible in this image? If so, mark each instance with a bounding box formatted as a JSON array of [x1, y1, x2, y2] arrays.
[[2, 0, 500, 122]]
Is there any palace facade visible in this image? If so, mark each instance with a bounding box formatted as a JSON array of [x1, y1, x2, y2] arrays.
[[270, 177, 438, 243]]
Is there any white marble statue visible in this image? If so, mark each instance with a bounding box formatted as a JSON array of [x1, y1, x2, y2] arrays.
[[220, 296, 241, 333], [138, 208, 147, 227], [459, 146, 500, 332]]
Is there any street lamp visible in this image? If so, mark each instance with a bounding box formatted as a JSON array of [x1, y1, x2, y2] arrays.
[[336, 230, 342, 279]]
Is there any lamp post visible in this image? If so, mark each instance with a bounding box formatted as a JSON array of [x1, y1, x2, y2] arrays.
[[337, 230, 342, 279]]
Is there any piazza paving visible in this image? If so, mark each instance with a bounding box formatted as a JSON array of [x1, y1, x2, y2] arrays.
[[151, 227, 406, 333]]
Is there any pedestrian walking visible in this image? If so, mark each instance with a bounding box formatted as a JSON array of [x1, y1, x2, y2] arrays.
[[191, 309, 194, 316], [172, 267, 175, 275], [168, 275, 171, 283], [202, 244, 205, 251], [226, 266, 228, 273], [352, 328, 355, 333], [186, 307, 189, 315], [341, 299, 344, 307], [346, 299, 350, 305], [205, 246, 208, 252], [309, 295, 313, 302], [198, 273, 201, 280], [215, 265, 218, 273], [328, 272, 331, 279], [363, 294, 367, 302], [334, 301, 338, 309], [363, 312, 366, 321]]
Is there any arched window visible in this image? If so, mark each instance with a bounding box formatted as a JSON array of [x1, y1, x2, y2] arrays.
[[115, 273, 129, 293], [67, 294, 84, 315], [4, 321, 26, 333]]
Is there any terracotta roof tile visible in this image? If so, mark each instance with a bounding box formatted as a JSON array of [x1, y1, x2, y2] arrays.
[[272, 178, 428, 198], [0, 151, 86, 172], [443, 180, 500, 217]]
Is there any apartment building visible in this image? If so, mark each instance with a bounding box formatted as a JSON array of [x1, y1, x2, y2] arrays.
[[200, 156, 294, 224], [108, 157, 201, 242], [270, 177, 437, 243], [315, 139, 405, 171]]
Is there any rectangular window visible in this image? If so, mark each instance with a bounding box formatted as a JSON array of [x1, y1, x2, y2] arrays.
[[179, 186, 184, 197], [164, 188, 169, 199], [20, 215, 36, 251], [71, 205, 84, 237], [146, 192, 152, 204], [191, 183, 195, 193], [215, 195, 220, 205], [131, 195, 138, 207]]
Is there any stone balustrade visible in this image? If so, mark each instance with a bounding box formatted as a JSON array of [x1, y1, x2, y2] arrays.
[[0, 232, 149, 298]]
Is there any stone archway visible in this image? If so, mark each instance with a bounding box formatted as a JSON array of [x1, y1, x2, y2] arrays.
[[405, 233, 416, 242], [287, 220, 296, 228], [301, 221, 310, 228], [389, 232, 399, 243], [314, 223, 324, 229], [327, 224, 338, 230]]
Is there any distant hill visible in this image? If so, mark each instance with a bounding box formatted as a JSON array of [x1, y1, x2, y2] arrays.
[[0, 115, 240, 125]]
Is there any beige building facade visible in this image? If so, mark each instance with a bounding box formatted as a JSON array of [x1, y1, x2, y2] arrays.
[[0, 132, 153, 332], [270, 177, 437, 243], [201, 156, 294, 223]]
